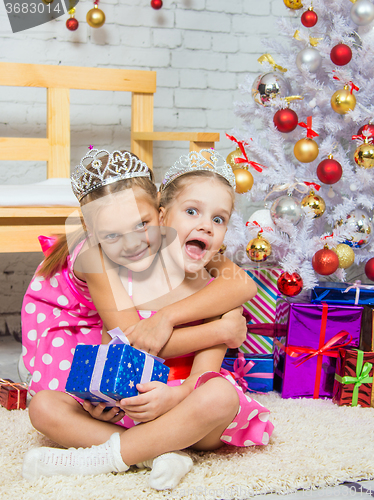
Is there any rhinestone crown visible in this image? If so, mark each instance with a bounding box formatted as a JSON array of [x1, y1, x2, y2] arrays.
[[71, 149, 152, 201], [161, 149, 236, 191]]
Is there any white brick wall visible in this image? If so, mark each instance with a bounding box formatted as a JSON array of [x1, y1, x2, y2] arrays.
[[0, 0, 291, 335]]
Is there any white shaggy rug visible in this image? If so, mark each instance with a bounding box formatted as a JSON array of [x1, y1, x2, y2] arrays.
[[2, 392, 374, 500]]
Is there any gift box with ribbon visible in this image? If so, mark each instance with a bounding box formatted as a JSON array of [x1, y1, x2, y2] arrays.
[[273, 299, 362, 399], [333, 349, 374, 407], [241, 333, 274, 355], [241, 268, 283, 343], [65, 328, 170, 406], [360, 305, 374, 352], [0, 378, 27, 410], [221, 350, 273, 393], [311, 281, 374, 306]]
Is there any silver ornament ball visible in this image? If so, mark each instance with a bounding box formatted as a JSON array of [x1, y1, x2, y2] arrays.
[[350, 0, 374, 25], [252, 72, 290, 106], [335, 208, 373, 248], [270, 195, 302, 226], [296, 47, 322, 73]]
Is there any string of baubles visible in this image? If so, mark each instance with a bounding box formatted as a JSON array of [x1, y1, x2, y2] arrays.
[[65, 0, 163, 31]]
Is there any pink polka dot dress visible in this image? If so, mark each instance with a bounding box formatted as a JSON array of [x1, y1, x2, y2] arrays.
[[21, 240, 103, 396]]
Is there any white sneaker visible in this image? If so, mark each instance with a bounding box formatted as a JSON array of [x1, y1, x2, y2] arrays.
[[22, 432, 128, 482]]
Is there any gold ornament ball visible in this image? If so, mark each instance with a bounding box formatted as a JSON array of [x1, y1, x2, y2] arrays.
[[331, 88, 356, 115], [294, 138, 319, 163], [234, 168, 254, 193], [246, 234, 272, 262], [226, 148, 243, 170], [332, 243, 355, 269], [87, 5, 105, 28], [283, 0, 303, 9], [42, 0, 54, 4], [354, 142, 374, 169], [301, 190, 326, 218]]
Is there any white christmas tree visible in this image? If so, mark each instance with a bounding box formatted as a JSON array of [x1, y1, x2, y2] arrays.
[[225, 0, 374, 294]]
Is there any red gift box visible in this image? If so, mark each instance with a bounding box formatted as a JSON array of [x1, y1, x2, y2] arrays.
[[333, 349, 374, 407], [0, 379, 27, 410]]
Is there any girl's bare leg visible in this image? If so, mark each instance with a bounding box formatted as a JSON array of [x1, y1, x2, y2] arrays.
[[28, 390, 126, 447], [24, 377, 239, 488], [119, 377, 239, 464]]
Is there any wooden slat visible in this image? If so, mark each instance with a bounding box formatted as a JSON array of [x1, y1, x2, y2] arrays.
[[0, 63, 156, 93], [0, 207, 79, 218], [190, 141, 217, 152], [132, 132, 220, 142], [131, 93, 154, 168], [0, 138, 50, 161], [0, 226, 67, 253], [47, 88, 70, 178]]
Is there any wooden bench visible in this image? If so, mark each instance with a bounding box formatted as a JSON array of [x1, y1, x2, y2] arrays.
[[0, 62, 219, 253]]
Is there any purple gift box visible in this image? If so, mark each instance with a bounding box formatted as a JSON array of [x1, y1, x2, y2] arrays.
[[273, 298, 363, 399]]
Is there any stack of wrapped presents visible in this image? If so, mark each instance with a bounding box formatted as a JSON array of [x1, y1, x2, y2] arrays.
[[223, 268, 374, 407]]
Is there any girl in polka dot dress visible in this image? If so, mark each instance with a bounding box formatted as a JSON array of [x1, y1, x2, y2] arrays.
[[22, 149, 273, 490], [22, 152, 253, 397]]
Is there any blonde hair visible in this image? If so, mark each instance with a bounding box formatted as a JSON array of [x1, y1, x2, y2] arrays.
[[159, 170, 235, 214], [38, 151, 157, 278]]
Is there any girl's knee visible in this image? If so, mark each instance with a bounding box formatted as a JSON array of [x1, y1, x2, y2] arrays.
[[28, 390, 52, 428], [198, 377, 239, 418], [29, 390, 79, 430]]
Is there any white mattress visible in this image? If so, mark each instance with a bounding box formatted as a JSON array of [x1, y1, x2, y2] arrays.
[[0, 178, 79, 207]]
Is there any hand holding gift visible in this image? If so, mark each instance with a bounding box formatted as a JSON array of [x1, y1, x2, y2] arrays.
[[65, 328, 170, 407], [119, 381, 178, 423]]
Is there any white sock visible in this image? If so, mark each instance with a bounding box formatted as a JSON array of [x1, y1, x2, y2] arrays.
[[140, 451, 193, 490], [22, 432, 129, 482]]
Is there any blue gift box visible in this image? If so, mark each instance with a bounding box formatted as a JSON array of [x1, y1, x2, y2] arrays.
[[311, 281, 374, 306], [65, 342, 170, 406], [222, 352, 274, 393]]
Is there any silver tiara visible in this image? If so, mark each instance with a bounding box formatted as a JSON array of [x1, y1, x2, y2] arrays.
[[161, 149, 236, 191], [71, 149, 152, 201]]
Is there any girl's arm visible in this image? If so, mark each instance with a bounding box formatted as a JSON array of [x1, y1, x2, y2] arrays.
[[158, 307, 246, 359], [126, 254, 256, 354], [75, 244, 140, 333]]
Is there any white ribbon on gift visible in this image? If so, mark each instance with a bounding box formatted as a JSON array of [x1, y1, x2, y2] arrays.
[[89, 327, 165, 406], [343, 280, 374, 305]]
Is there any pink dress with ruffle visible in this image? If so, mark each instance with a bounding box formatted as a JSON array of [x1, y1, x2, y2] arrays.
[[21, 239, 103, 396]]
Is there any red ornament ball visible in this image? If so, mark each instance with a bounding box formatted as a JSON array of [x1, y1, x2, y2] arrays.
[[277, 272, 303, 297], [365, 258, 374, 281], [312, 248, 339, 275], [316, 157, 342, 184], [151, 0, 163, 9], [273, 108, 298, 133], [301, 9, 318, 27], [66, 17, 79, 31], [330, 44, 352, 66], [358, 123, 374, 138]]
